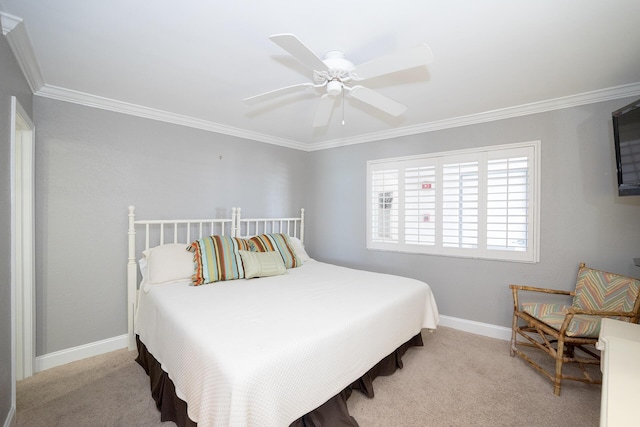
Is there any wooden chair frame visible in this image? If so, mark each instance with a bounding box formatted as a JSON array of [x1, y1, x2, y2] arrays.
[[509, 263, 640, 396]]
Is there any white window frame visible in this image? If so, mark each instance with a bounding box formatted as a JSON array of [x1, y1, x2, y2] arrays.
[[366, 141, 540, 263]]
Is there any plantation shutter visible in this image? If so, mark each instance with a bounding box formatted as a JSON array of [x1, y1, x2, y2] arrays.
[[442, 160, 479, 249], [367, 142, 538, 262], [404, 164, 437, 246], [370, 167, 399, 244], [486, 154, 530, 252]]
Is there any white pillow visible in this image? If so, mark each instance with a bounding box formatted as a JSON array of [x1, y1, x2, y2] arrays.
[[289, 236, 311, 263], [143, 243, 194, 285], [239, 250, 286, 279], [138, 257, 148, 281]]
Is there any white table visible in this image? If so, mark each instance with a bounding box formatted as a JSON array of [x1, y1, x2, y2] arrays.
[[596, 318, 640, 427]]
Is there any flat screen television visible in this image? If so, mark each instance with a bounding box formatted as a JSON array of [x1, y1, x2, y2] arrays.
[[612, 98, 640, 196]]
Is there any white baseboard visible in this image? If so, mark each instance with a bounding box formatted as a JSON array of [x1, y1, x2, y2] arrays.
[[35, 334, 128, 372], [3, 406, 15, 427], [31, 316, 509, 374], [438, 314, 512, 341]]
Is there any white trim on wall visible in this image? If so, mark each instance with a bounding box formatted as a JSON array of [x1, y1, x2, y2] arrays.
[[35, 334, 128, 373], [0, 12, 44, 93], [35, 82, 640, 153], [35, 84, 303, 151], [310, 82, 640, 151], [30, 315, 508, 375], [2, 407, 15, 427], [438, 314, 512, 341], [11, 97, 35, 382], [9, 97, 35, 427]]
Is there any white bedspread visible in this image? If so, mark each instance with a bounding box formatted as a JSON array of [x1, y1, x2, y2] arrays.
[[135, 260, 439, 427]]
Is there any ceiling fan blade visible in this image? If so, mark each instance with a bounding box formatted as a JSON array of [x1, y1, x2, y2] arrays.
[[349, 86, 407, 117], [351, 44, 434, 81], [269, 33, 329, 72], [313, 94, 337, 127], [243, 83, 315, 105]]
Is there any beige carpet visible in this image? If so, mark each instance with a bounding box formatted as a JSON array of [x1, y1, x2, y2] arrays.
[[16, 327, 601, 426]]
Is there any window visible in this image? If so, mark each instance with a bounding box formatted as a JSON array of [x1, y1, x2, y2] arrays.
[[367, 141, 540, 263]]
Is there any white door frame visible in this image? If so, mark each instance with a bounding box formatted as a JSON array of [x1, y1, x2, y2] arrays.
[[10, 95, 35, 390]]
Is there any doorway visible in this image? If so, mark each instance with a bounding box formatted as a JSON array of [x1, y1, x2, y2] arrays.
[[11, 96, 35, 383]]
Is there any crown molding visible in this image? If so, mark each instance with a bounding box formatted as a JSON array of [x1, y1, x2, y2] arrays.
[[18, 43, 638, 154], [36, 81, 640, 153], [0, 10, 20, 34], [1, 11, 44, 93], [35, 82, 640, 152], [35, 84, 306, 151], [307, 82, 640, 151]]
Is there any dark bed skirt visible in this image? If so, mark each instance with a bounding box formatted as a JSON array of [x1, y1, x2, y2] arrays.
[[135, 332, 424, 427]]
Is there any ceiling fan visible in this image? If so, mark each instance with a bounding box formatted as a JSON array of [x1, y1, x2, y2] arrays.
[[243, 34, 434, 127]]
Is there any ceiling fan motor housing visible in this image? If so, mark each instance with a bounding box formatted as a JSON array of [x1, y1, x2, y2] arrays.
[[315, 50, 355, 91]]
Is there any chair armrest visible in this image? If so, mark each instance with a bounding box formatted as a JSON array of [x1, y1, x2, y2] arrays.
[[559, 308, 639, 335], [510, 284, 574, 313], [509, 284, 574, 296]]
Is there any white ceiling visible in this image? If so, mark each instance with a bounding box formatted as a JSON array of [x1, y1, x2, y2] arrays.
[[2, 0, 640, 151]]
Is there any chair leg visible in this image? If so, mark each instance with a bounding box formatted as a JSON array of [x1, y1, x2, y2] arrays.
[[554, 339, 565, 396], [564, 344, 575, 358], [510, 312, 518, 357]]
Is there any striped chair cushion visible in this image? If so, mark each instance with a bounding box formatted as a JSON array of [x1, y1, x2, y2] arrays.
[[188, 236, 251, 285], [248, 233, 301, 269], [521, 303, 602, 338], [572, 266, 640, 312]]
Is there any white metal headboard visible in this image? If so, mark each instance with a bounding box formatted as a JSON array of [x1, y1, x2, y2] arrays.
[[235, 208, 305, 243], [126, 206, 305, 350], [126, 206, 236, 350]]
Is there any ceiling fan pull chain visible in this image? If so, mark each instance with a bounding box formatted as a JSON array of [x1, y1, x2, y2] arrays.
[[342, 90, 345, 125]]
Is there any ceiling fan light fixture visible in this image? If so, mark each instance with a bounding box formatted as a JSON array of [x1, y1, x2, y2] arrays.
[[326, 80, 342, 96], [246, 34, 434, 127]]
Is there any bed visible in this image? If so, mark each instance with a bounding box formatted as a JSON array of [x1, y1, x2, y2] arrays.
[[127, 206, 439, 427]]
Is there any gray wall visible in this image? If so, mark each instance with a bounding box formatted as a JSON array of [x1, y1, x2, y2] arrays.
[[33, 96, 310, 355], [306, 99, 640, 328], [21, 75, 640, 357], [0, 35, 33, 426]]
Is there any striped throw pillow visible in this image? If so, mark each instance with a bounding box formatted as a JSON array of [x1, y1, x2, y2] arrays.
[[248, 233, 301, 269], [188, 236, 251, 285]]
